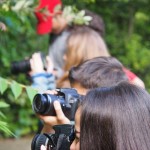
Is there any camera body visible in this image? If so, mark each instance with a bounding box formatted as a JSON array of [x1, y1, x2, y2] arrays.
[[11, 52, 46, 74], [31, 124, 75, 150], [32, 88, 80, 121]]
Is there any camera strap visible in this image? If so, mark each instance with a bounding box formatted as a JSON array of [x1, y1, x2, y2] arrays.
[[56, 134, 70, 150]]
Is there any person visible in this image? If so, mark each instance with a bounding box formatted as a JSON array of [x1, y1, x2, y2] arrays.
[[38, 56, 129, 133], [41, 82, 150, 150], [34, 0, 105, 79], [69, 56, 128, 94], [29, 36, 144, 92], [48, 8, 106, 78], [34, 0, 64, 35], [34, 0, 145, 89], [29, 52, 56, 93], [29, 26, 110, 91], [56, 25, 145, 88], [34, 0, 69, 78], [57, 26, 110, 88], [70, 82, 150, 150]]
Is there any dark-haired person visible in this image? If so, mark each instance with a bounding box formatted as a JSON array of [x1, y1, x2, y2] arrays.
[[38, 56, 129, 134], [33, 0, 145, 90], [70, 82, 150, 150], [34, 56, 145, 134], [69, 56, 128, 94], [30, 26, 109, 92]]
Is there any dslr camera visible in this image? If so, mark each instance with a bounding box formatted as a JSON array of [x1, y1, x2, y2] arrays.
[[11, 52, 46, 74], [32, 88, 80, 121], [31, 124, 75, 150], [31, 88, 81, 150]]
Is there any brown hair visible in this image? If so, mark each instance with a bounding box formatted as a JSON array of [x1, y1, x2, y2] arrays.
[[84, 9, 105, 37], [69, 56, 128, 89], [57, 26, 110, 88]]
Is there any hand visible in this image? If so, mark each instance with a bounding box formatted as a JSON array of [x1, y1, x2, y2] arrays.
[[37, 90, 70, 133], [41, 145, 46, 150], [29, 52, 45, 76]]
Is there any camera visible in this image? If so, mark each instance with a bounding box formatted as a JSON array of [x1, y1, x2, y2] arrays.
[[32, 88, 80, 121], [31, 124, 75, 150], [11, 52, 46, 74]]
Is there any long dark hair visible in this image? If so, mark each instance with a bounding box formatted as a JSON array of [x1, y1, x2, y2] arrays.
[[80, 82, 150, 150]]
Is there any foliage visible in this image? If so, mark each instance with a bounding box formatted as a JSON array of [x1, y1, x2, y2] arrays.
[[0, 77, 38, 137], [0, 101, 16, 137], [0, 0, 46, 137], [0, 0, 150, 137], [0, 77, 38, 102]]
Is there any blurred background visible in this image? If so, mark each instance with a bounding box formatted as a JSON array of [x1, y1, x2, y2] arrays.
[[0, 0, 150, 149]]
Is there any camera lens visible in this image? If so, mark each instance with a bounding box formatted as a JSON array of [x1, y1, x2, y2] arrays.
[[32, 94, 49, 114], [32, 94, 61, 116], [11, 59, 31, 74], [35, 98, 42, 110]]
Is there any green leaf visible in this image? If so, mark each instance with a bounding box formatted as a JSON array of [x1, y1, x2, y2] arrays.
[[0, 121, 16, 137], [84, 16, 92, 21], [0, 111, 6, 119], [78, 10, 85, 17], [0, 101, 9, 108], [11, 0, 26, 11], [0, 77, 8, 94], [26, 86, 38, 103], [10, 81, 22, 99]]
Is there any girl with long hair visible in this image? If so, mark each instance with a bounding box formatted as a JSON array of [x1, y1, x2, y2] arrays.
[[70, 82, 150, 150]]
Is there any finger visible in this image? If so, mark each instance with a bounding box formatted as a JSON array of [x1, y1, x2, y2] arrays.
[[44, 90, 58, 95], [54, 101, 70, 124], [53, 101, 65, 120]]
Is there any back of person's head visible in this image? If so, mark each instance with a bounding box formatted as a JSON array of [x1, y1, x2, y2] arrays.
[[57, 26, 110, 88], [64, 26, 110, 71], [84, 9, 105, 37], [69, 56, 128, 89], [80, 82, 150, 150]]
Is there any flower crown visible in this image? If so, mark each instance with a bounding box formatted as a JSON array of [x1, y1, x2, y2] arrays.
[[62, 6, 93, 26]]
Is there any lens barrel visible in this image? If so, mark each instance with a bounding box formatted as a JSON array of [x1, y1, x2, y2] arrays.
[[11, 59, 31, 74], [32, 94, 65, 116]]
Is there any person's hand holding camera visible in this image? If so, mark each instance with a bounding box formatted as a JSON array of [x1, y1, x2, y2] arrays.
[[29, 52, 45, 76], [30, 52, 55, 75], [37, 90, 70, 133]]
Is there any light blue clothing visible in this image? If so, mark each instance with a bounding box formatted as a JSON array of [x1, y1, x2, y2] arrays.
[[31, 73, 56, 93]]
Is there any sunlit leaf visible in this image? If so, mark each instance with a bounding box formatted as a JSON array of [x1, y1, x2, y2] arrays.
[[0, 121, 16, 137], [0, 77, 8, 94], [0, 111, 6, 119], [10, 81, 22, 99], [26, 86, 38, 103], [0, 101, 9, 108], [11, 0, 26, 11]]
